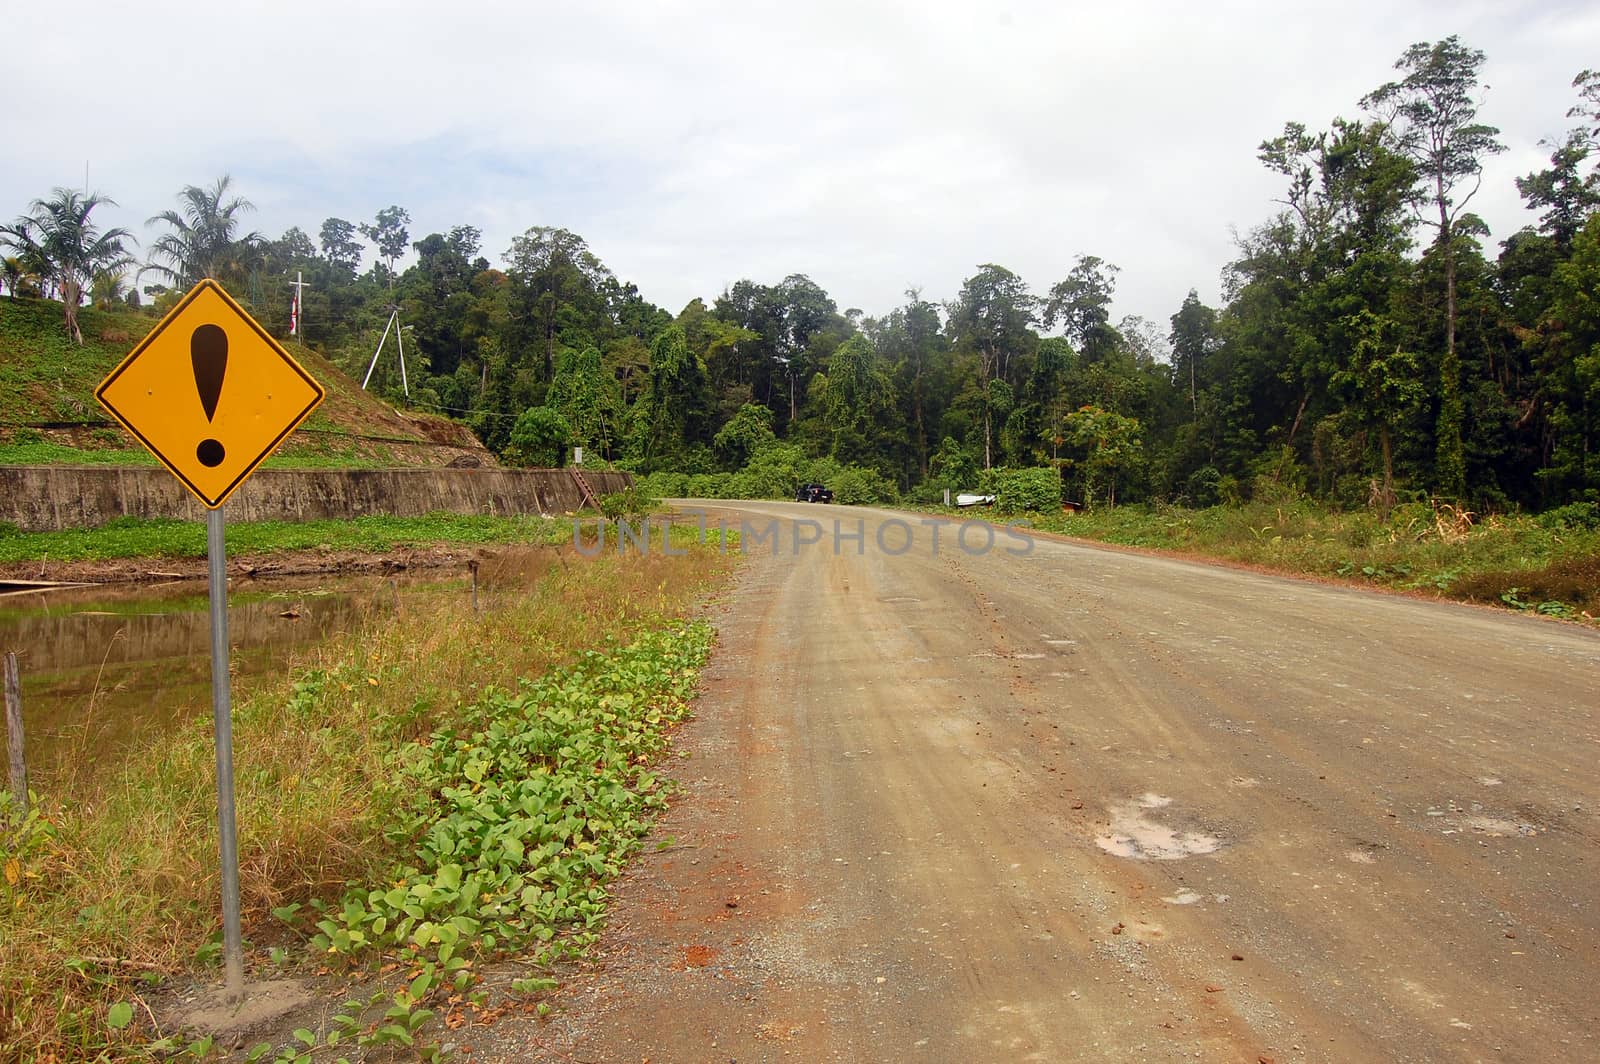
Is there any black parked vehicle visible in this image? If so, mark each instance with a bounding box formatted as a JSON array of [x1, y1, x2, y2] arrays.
[[795, 482, 834, 503]]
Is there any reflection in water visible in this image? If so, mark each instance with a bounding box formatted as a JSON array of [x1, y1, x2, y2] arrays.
[[0, 574, 450, 789]]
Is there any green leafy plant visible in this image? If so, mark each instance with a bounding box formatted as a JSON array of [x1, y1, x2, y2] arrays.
[[599, 485, 659, 522], [259, 622, 717, 1056]]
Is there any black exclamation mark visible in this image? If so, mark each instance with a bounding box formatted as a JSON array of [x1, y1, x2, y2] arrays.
[[192, 323, 227, 467]]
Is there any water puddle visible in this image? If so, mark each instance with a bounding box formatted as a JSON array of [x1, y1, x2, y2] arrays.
[[1095, 793, 1223, 860], [0, 569, 478, 790]]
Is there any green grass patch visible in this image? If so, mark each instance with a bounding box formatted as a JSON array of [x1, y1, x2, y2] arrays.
[[0, 438, 435, 470], [1016, 497, 1600, 619], [0, 299, 136, 424], [0, 441, 157, 466], [0, 513, 571, 564]]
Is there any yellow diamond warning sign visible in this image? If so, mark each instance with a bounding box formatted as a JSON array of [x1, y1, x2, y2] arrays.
[[96, 279, 326, 509]]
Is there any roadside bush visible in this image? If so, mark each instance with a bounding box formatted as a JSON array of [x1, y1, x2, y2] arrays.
[[829, 465, 897, 504], [1183, 465, 1224, 508], [650, 453, 898, 505], [638, 471, 689, 498], [686, 472, 734, 498], [1537, 501, 1600, 531], [504, 406, 570, 468], [599, 486, 659, 522], [978, 466, 1062, 514], [729, 443, 809, 498]]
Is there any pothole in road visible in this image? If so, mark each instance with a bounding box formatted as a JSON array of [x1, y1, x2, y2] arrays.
[[1426, 803, 1542, 838], [1459, 815, 1539, 837], [1095, 793, 1223, 860]]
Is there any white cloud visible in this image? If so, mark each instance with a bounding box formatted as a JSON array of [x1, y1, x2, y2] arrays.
[[6, 0, 1597, 331]]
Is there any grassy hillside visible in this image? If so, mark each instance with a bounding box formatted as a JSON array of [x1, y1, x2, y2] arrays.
[[0, 296, 494, 468]]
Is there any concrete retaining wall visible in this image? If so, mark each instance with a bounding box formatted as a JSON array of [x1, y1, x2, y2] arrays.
[[0, 466, 634, 531]]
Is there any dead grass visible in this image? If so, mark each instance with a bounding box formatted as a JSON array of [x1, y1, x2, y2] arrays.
[[0, 541, 735, 1060], [1452, 555, 1600, 612]]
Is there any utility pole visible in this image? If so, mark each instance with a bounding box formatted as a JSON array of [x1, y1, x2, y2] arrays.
[[287, 272, 309, 337], [361, 304, 410, 397]]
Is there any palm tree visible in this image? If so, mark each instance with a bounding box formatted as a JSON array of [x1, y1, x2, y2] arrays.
[[143, 175, 263, 289], [0, 257, 25, 298], [0, 189, 135, 344], [91, 268, 129, 309]]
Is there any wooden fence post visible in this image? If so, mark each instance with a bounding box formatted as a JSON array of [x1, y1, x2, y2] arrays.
[[4, 651, 24, 817]]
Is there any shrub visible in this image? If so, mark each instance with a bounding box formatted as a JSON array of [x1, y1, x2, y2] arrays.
[[1184, 466, 1224, 507], [685, 472, 734, 498], [829, 466, 897, 504], [504, 406, 570, 468], [638, 471, 689, 498], [1537, 501, 1600, 531], [978, 466, 1062, 514], [731, 444, 809, 499], [599, 485, 658, 522]]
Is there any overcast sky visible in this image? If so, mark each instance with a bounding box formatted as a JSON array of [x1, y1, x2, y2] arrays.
[[7, 0, 1598, 339]]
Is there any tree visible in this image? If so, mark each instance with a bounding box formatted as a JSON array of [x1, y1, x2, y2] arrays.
[[771, 275, 840, 424], [506, 406, 571, 467], [713, 402, 777, 467], [360, 205, 411, 287], [143, 175, 262, 288], [811, 333, 894, 464], [91, 269, 128, 309], [1570, 68, 1600, 152], [1063, 405, 1143, 507], [504, 226, 612, 381], [1534, 214, 1600, 501], [947, 264, 1037, 468], [1236, 116, 1418, 487], [1, 188, 134, 343], [548, 344, 611, 453], [872, 289, 946, 478], [1364, 36, 1505, 500], [1, 256, 35, 299], [928, 435, 978, 490], [1516, 70, 1600, 249], [643, 324, 710, 463], [276, 226, 317, 262], [1331, 309, 1424, 513], [319, 218, 363, 276], [1044, 255, 1121, 360], [1169, 290, 1219, 413]]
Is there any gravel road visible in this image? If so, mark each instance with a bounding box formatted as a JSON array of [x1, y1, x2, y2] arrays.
[[510, 501, 1600, 1064]]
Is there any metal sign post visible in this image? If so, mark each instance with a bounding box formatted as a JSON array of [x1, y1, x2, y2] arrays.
[[95, 279, 326, 1007], [206, 506, 244, 1000]]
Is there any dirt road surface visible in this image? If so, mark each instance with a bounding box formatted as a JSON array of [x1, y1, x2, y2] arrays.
[[508, 501, 1599, 1064]]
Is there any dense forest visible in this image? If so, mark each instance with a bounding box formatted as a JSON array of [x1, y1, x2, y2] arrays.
[[5, 38, 1598, 513]]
